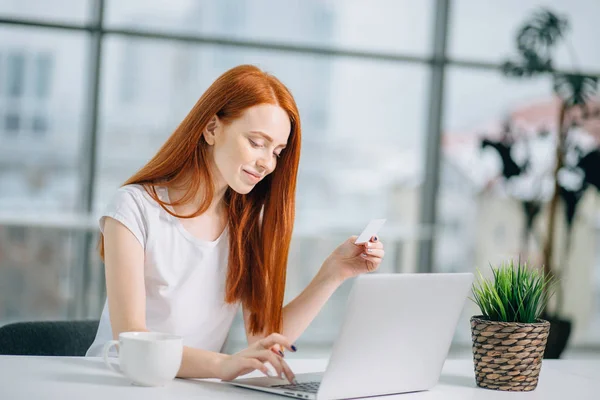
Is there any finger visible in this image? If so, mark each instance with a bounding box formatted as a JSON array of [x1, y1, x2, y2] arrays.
[[279, 357, 297, 384], [257, 349, 295, 383], [271, 347, 285, 358], [363, 248, 384, 259], [259, 333, 297, 353], [370, 235, 379, 242], [271, 343, 285, 357], [360, 254, 383, 263], [350, 236, 363, 248], [249, 350, 285, 379], [364, 241, 384, 250], [268, 356, 286, 380]]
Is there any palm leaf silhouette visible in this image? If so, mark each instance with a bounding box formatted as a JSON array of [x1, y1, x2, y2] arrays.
[[517, 9, 569, 55], [553, 74, 598, 110], [503, 10, 568, 78]]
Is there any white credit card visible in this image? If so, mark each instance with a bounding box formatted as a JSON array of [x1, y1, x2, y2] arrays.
[[354, 219, 386, 244]]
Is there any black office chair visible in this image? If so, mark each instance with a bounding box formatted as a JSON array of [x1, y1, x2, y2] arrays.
[[0, 320, 99, 356]]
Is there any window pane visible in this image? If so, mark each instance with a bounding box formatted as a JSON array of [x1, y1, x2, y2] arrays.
[[449, 0, 600, 72], [32, 114, 48, 134], [0, 27, 88, 212], [4, 113, 20, 133], [34, 53, 53, 99], [0, 0, 90, 23], [0, 227, 77, 324], [97, 37, 429, 345], [6, 52, 25, 98], [439, 67, 599, 345], [106, 0, 433, 55]]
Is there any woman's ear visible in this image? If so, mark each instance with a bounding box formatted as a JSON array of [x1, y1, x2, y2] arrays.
[[203, 115, 219, 145]]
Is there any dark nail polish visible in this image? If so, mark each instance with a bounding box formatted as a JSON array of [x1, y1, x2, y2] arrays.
[[291, 345, 297, 352], [279, 350, 284, 357], [373, 236, 378, 242]]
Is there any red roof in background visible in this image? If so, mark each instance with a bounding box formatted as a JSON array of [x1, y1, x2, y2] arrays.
[[510, 98, 560, 131], [443, 96, 600, 150]]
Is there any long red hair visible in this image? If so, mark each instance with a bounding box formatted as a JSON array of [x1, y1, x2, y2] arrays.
[[98, 65, 301, 335]]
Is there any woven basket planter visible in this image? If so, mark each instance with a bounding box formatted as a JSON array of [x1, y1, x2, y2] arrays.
[[470, 316, 550, 391]]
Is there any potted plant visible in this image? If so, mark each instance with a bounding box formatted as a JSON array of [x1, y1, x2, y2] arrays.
[[470, 259, 556, 391]]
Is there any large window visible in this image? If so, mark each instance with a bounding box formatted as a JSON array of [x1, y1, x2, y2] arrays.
[[1, 1, 598, 353]]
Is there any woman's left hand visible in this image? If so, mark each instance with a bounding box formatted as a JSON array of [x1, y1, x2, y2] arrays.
[[322, 235, 385, 282]]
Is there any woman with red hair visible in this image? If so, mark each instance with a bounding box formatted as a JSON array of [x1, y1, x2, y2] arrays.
[[85, 65, 385, 383]]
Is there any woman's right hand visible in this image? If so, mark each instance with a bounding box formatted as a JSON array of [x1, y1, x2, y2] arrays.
[[216, 333, 297, 383]]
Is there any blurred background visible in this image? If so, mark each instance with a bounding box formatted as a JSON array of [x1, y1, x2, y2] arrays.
[[0, 0, 598, 359]]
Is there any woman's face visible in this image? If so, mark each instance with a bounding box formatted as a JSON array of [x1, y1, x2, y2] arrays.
[[205, 104, 291, 195]]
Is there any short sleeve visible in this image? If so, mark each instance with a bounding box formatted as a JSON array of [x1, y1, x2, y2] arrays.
[[99, 185, 147, 249]]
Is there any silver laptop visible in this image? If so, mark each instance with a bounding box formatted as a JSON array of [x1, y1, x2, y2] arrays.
[[228, 272, 473, 400]]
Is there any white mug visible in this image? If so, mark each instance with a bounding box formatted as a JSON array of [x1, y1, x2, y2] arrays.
[[103, 332, 183, 387]]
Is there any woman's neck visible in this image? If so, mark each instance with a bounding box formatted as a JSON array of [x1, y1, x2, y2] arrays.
[[167, 180, 228, 218]]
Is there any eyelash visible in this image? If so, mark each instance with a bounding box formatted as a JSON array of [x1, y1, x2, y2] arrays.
[[249, 139, 281, 158]]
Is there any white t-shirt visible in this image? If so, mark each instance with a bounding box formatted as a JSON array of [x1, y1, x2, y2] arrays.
[[86, 184, 239, 357]]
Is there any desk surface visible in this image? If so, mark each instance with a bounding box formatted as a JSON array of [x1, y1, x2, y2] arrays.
[[0, 356, 597, 399]]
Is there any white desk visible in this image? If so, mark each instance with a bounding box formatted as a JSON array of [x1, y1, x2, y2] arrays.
[[0, 356, 597, 399]]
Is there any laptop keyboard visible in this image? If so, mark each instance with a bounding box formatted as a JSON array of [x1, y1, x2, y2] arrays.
[[272, 381, 321, 394]]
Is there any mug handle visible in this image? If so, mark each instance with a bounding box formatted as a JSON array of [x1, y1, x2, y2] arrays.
[[103, 340, 121, 374]]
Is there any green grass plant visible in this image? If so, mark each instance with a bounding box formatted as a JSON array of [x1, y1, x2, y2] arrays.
[[471, 260, 557, 323]]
